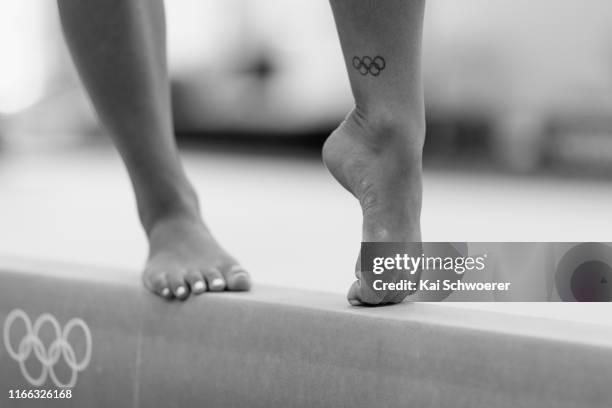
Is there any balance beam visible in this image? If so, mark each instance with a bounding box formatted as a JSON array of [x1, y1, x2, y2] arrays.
[[1, 258, 611, 408]]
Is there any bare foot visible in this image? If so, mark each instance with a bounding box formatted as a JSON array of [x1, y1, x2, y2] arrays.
[[143, 213, 251, 300], [323, 109, 424, 305]]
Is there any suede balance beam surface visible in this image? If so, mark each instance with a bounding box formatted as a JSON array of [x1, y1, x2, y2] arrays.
[[1, 259, 612, 408]]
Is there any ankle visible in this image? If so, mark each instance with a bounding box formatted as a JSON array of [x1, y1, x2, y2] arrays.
[[348, 105, 425, 159], [138, 185, 202, 236]]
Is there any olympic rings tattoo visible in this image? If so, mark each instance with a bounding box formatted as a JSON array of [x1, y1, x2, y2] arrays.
[[3, 309, 92, 388], [352, 56, 386, 76]]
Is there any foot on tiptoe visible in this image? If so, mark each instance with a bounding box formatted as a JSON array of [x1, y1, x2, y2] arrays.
[[143, 213, 251, 300], [323, 108, 424, 306]]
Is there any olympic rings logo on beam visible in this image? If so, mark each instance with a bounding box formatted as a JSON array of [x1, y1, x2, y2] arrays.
[[3, 309, 92, 388], [352, 56, 386, 76]]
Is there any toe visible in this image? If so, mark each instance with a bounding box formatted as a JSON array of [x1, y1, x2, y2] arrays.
[[144, 270, 172, 299], [167, 271, 189, 299], [223, 265, 251, 291], [347, 280, 364, 306], [388, 285, 412, 304], [201, 268, 226, 292], [347, 279, 386, 306], [185, 270, 207, 294]]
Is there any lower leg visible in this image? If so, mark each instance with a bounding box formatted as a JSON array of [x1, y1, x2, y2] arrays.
[[325, 0, 426, 304], [58, 0, 250, 299]]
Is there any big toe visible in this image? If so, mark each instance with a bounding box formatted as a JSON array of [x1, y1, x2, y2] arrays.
[[223, 265, 251, 291], [347, 280, 364, 305], [346, 279, 391, 306]]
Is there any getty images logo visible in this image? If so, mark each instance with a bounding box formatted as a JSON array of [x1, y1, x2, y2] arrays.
[[3, 309, 92, 388]]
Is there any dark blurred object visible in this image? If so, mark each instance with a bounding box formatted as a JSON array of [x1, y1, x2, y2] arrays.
[[544, 113, 612, 174], [6, 0, 612, 179]]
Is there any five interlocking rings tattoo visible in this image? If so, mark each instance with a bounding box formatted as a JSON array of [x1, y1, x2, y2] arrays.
[[352, 56, 386, 76]]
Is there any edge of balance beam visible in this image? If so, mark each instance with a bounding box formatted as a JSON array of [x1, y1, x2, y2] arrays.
[[1, 257, 612, 408]]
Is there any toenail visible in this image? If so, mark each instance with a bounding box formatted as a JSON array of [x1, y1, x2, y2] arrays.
[[193, 280, 206, 292], [348, 299, 361, 306], [161, 288, 170, 297], [228, 265, 244, 274], [211, 278, 225, 289], [176, 286, 187, 297], [228, 272, 249, 286], [231, 271, 248, 280]]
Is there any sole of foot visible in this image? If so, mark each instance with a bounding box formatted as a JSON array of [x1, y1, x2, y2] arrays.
[[322, 109, 424, 306]]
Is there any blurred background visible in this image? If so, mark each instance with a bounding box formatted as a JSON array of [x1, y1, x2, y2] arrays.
[[1, 1, 612, 301]]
